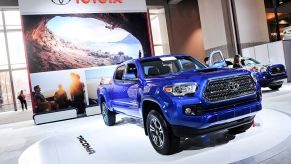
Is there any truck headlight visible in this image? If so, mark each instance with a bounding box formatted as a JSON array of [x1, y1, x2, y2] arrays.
[[251, 72, 257, 82], [260, 66, 267, 72], [164, 83, 197, 96]]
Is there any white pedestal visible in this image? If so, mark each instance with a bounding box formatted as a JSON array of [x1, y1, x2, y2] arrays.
[[86, 106, 101, 116], [33, 109, 77, 125]]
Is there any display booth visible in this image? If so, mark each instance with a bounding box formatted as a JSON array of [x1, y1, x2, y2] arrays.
[[19, 0, 152, 124]]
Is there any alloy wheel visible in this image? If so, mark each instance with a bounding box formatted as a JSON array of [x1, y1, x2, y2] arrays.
[[149, 117, 164, 147]]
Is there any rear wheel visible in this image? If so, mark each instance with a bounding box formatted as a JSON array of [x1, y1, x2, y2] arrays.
[[228, 122, 253, 135], [101, 102, 116, 126], [269, 84, 282, 90], [146, 110, 180, 155]]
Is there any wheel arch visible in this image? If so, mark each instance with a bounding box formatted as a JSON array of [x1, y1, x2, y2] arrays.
[[142, 99, 166, 136]]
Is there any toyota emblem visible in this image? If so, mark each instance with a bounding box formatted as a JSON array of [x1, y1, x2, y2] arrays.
[[51, 0, 71, 5], [228, 82, 240, 91]]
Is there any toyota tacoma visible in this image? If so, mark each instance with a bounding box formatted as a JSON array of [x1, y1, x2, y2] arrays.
[[98, 54, 262, 155]]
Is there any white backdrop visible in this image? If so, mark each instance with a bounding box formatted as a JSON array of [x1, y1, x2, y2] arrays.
[[242, 41, 286, 66]]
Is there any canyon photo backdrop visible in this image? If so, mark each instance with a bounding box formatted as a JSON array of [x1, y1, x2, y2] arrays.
[[22, 13, 151, 73]]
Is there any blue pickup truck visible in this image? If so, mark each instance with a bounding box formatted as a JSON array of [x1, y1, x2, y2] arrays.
[[98, 54, 262, 155], [225, 57, 287, 90], [208, 50, 288, 90]]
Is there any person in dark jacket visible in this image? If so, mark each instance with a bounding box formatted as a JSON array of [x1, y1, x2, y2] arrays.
[[34, 85, 52, 113], [204, 57, 209, 66], [233, 55, 243, 69]]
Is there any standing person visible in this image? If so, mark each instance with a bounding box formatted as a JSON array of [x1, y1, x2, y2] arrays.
[[233, 55, 243, 69], [18, 90, 27, 111], [99, 77, 105, 85], [204, 57, 209, 66], [54, 84, 69, 109], [70, 73, 85, 114]]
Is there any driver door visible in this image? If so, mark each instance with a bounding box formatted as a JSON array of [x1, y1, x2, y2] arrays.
[[121, 63, 140, 117], [208, 50, 227, 68], [110, 63, 140, 117]]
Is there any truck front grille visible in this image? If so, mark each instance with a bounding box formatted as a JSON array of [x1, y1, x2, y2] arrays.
[[269, 66, 285, 75], [204, 75, 256, 102]]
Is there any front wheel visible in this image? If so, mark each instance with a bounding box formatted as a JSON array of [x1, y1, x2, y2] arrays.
[[146, 110, 180, 155], [101, 102, 116, 126], [269, 84, 282, 90]]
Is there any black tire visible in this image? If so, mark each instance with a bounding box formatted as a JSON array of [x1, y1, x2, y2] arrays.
[[228, 122, 253, 135], [269, 84, 282, 90], [146, 110, 180, 155], [101, 102, 116, 126]]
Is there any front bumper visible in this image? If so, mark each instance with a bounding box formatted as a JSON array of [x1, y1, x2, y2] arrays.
[[172, 115, 255, 138], [257, 72, 287, 87], [168, 98, 261, 132]]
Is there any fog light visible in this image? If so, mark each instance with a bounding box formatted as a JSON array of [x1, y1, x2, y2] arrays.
[[184, 107, 196, 116], [185, 108, 192, 115]]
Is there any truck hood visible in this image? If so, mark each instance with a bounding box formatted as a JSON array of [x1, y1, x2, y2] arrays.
[[145, 68, 251, 84]]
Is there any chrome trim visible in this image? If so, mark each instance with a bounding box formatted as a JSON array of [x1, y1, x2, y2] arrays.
[[112, 100, 138, 106], [201, 112, 257, 129]]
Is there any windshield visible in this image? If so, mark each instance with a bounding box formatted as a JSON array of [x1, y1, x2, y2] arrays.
[[141, 56, 206, 78], [243, 58, 260, 66]]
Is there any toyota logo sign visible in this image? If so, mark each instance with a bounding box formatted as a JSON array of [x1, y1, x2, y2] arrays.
[[228, 82, 240, 91], [51, 0, 72, 5]]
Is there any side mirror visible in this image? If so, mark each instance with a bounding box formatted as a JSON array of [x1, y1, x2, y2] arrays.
[[122, 73, 138, 81]]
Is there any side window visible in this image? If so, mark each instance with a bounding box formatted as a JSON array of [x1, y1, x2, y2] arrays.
[[126, 64, 138, 78], [212, 53, 224, 63], [143, 66, 153, 76], [114, 65, 125, 80], [243, 59, 256, 66]]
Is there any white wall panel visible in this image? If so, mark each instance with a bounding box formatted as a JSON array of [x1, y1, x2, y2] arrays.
[[268, 41, 285, 65], [242, 47, 255, 59], [254, 44, 269, 65]]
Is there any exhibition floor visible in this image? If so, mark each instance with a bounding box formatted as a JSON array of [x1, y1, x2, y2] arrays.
[[18, 109, 291, 164], [0, 84, 290, 164]]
